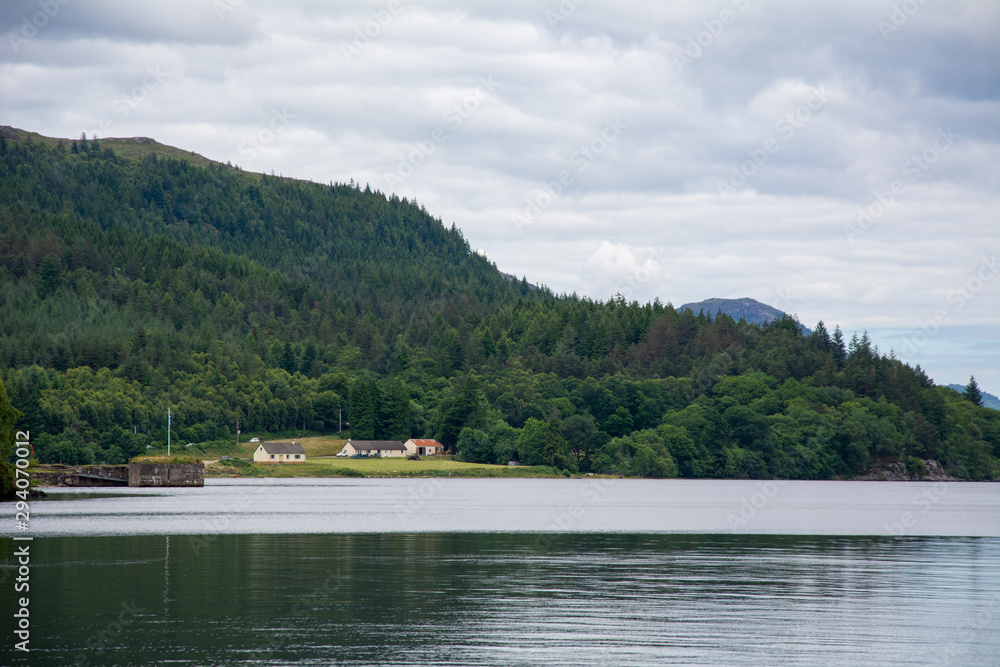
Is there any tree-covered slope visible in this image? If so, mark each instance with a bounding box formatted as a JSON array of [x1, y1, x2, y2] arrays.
[[1, 128, 997, 482]]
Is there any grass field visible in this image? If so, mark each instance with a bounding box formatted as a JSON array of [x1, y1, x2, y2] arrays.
[[275, 436, 346, 457], [206, 452, 566, 478], [179, 433, 572, 478], [166, 435, 347, 461]]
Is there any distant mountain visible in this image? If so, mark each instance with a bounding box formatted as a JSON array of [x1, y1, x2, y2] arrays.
[[679, 297, 811, 335], [946, 385, 1000, 411]]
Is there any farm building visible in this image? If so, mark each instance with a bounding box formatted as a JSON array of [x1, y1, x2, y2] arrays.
[[404, 439, 445, 456]]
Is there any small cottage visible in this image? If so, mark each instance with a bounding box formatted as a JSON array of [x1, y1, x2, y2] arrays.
[[253, 441, 307, 463], [404, 439, 445, 456], [340, 440, 407, 458]]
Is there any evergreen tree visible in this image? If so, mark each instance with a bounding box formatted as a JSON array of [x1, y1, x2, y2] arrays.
[[832, 326, 846, 367], [379, 378, 411, 441], [964, 376, 984, 407], [36, 255, 64, 298], [299, 343, 317, 377], [280, 343, 298, 375], [811, 321, 830, 351], [349, 379, 377, 439], [1, 131, 998, 479], [481, 328, 497, 358], [437, 376, 485, 447]]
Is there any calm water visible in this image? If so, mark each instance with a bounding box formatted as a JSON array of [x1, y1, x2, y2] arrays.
[[18, 478, 1000, 536], [3, 480, 999, 666]]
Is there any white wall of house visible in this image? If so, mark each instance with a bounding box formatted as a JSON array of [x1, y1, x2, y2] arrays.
[[378, 448, 406, 458], [252, 444, 306, 462], [342, 442, 406, 457]]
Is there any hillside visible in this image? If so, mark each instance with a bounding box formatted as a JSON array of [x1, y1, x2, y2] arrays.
[[947, 385, 1000, 411], [1, 126, 998, 486]]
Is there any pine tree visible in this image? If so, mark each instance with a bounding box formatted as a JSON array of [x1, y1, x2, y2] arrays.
[[481, 328, 497, 357], [964, 376, 984, 407], [832, 326, 847, 368], [438, 376, 485, 447], [36, 255, 64, 298], [811, 321, 830, 351], [299, 342, 317, 377], [280, 342, 297, 374], [349, 379, 377, 439], [379, 379, 411, 441]]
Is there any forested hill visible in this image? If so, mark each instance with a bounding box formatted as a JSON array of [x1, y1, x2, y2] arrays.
[[1, 127, 998, 485]]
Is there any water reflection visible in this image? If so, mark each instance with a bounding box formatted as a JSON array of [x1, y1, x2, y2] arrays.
[[9, 533, 1000, 666]]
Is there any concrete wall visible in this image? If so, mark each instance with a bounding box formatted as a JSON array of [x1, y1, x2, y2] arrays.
[[31, 465, 129, 487], [128, 462, 204, 487]]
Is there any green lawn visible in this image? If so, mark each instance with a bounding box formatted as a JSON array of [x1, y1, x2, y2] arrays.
[[160, 435, 346, 461], [207, 454, 565, 478], [274, 436, 347, 457]]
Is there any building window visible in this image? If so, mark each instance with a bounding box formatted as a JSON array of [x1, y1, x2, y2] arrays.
[[270, 454, 275, 459], [295, 455, 300, 459]]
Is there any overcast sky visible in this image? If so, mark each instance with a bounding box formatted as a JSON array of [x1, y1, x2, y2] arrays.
[[2, 0, 998, 394]]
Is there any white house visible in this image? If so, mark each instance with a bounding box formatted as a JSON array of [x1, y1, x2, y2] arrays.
[[253, 441, 307, 463], [404, 439, 445, 456], [339, 440, 407, 457]]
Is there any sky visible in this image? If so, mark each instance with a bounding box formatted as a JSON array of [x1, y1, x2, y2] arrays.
[[2, 0, 998, 395]]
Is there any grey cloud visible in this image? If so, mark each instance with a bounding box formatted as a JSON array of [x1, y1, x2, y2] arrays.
[[2, 0, 998, 393], [1, 0, 262, 56]]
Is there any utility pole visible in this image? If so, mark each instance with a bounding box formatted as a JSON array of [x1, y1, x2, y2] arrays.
[[167, 406, 172, 457], [339, 407, 342, 434], [236, 415, 240, 449]]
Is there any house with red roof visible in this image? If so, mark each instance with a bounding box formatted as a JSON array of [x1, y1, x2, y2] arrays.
[[404, 439, 445, 456]]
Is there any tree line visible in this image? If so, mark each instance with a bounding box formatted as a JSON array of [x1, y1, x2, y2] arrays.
[[0, 131, 997, 490]]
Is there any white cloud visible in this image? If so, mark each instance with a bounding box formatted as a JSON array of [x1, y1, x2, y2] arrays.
[[2, 0, 999, 392]]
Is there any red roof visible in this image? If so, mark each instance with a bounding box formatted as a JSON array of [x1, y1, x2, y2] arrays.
[[409, 439, 442, 447]]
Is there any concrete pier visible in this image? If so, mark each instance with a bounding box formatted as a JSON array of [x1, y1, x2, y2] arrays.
[[128, 461, 204, 487], [32, 462, 204, 487]]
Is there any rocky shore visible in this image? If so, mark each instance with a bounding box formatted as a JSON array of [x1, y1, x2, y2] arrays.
[[853, 458, 958, 482]]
